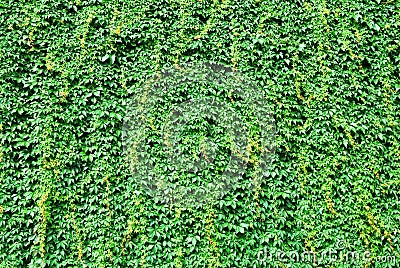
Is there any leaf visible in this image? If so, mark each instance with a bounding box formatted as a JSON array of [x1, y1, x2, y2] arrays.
[[101, 54, 109, 62]]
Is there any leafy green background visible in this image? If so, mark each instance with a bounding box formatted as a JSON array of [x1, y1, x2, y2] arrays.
[[1, 0, 400, 267]]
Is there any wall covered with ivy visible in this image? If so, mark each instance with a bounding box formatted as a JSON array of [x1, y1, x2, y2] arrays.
[[1, 0, 400, 267]]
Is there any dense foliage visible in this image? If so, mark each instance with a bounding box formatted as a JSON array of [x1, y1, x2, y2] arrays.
[[1, 0, 400, 267]]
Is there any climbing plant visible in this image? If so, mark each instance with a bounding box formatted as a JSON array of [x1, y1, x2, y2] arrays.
[[1, 0, 400, 267]]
